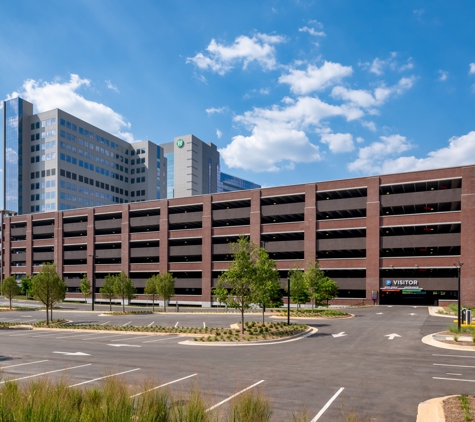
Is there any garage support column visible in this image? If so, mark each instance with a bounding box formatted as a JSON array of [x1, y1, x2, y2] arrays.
[[121, 204, 130, 277], [158, 200, 169, 276], [460, 166, 475, 307], [304, 183, 317, 263], [25, 214, 33, 276], [201, 196, 212, 307], [250, 190, 261, 245], [3, 218, 11, 279], [366, 177, 381, 304], [54, 213, 64, 280]]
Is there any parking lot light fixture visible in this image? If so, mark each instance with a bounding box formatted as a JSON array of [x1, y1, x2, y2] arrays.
[[454, 262, 464, 331]]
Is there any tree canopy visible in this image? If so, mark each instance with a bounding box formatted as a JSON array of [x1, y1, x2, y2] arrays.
[[156, 272, 175, 312], [100, 274, 117, 311], [144, 274, 160, 311], [79, 274, 92, 304], [1, 275, 20, 309], [113, 271, 136, 312]]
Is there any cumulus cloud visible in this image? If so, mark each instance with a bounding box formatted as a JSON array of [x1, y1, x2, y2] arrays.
[[219, 95, 363, 171], [186, 33, 285, 75], [206, 106, 227, 115], [438, 70, 448, 81], [105, 80, 119, 93], [349, 132, 475, 175], [360, 52, 412, 75], [469, 63, 475, 74], [279, 61, 353, 95], [361, 121, 377, 132], [320, 133, 354, 153], [7, 74, 136, 143], [298, 26, 326, 37], [216, 129, 222, 139]]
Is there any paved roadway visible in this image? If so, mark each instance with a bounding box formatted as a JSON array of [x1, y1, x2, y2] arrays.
[[0, 306, 473, 421]]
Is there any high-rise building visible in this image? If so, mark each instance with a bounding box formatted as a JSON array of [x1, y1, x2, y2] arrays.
[[219, 172, 261, 193], [1, 97, 167, 214]]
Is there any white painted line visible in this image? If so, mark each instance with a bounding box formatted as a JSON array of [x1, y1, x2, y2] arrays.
[[434, 363, 475, 369], [0, 364, 92, 384], [122, 321, 132, 327], [206, 380, 265, 412], [9, 332, 39, 337], [69, 368, 140, 387], [53, 352, 90, 356], [55, 333, 110, 339], [433, 377, 475, 383], [110, 336, 145, 342], [100, 321, 110, 325], [0, 360, 49, 369], [81, 333, 132, 340], [433, 354, 475, 359], [446, 373, 462, 376], [130, 373, 197, 398], [203, 322, 206, 328], [311, 387, 345, 422], [31, 333, 66, 338], [107, 344, 141, 348], [142, 336, 181, 344], [148, 321, 154, 327], [175, 322, 179, 327]]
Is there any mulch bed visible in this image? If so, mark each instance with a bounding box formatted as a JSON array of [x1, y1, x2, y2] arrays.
[[444, 396, 475, 422]]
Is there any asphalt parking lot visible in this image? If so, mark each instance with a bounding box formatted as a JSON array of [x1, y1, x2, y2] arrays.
[[1, 305, 474, 421]]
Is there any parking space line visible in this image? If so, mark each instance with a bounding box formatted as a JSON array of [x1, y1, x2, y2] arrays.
[[0, 360, 49, 369], [122, 321, 132, 327], [69, 368, 140, 387], [110, 336, 146, 342], [433, 377, 475, 383], [55, 333, 110, 339], [81, 333, 133, 341], [148, 321, 154, 327], [446, 373, 462, 376], [0, 364, 92, 384], [206, 380, 265, 412], [100, 321, 110, 325], [434, 363, 475, 369], [142, 336, 181, 344], [311, 387, 345, 422], [432, 354, 475, 359], [130, 373, 197, 398]]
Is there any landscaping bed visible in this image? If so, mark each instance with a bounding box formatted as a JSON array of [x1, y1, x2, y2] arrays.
[[272, 309, 350, 318], [444, 395, 475, 422], [102, 310, 154, 315]]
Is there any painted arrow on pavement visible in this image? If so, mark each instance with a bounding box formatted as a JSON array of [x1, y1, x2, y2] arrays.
[[53, 352, 91, 356], [385, 333, 401, 340], [376, 312, 384, 315], [332, 332, 347, 338], [408, 313, 417, 316], [108, 344, 141, 348]]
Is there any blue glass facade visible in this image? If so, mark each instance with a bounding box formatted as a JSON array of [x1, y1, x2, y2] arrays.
[[165, 152, 174, 198], [3, 98, 24, 213], [219, 172, 260, 193]]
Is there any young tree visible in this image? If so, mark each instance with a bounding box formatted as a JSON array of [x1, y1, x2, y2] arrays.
[[304, 261, 326, 310], [113, 271, 136, 312], [1, 275, 21, 309], [20, 275, 33, 298], [318, 277, 339, 307], [253, 248, 282, 323], [100, 274, 117, 311], [214, 235, 259, 334], [144, 274, 159, 311], [288, 265, 309, 309], [156, 272, 175, 312], [31, 263, 66, 325], [79, 274, 92, 304]]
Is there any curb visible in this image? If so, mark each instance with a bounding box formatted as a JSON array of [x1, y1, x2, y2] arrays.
[[179, 327, 318, 347], [416, 395, 454, 422], [270, 313, 354, 320], [421, 332, 475, 351]]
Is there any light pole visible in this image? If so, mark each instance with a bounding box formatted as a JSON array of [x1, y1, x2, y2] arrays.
[[287, 278, 290, 326], [454, 262, 464, 331], [88, 254, 97, 311]]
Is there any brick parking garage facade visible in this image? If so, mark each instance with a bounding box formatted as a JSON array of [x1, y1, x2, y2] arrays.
[[3, 165, 475, 307]]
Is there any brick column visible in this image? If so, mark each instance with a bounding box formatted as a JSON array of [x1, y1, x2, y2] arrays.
[[25, 215, 33, 275], [121, 204, 130, 276], [54, 212, 64, 279], [159, 199, 169, 275], [3, 217, 11, 278], [201, 196, 212, 306], [86, 208, 95, 294], [366, 177, 380, 303], [250, 190, 261, 245], [304, 183, 317, 264], [460, 166, 475, 307]]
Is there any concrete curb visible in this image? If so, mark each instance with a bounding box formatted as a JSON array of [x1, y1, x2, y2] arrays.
[[179, 327, 318, 347], [416, 395, 454, 422], [428, 306, 456, 318], [421, 332, 475, 351], [270, 313, 354, 320]]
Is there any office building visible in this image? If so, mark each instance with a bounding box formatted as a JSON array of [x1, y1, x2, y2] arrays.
[[2, 164, 473, 307]]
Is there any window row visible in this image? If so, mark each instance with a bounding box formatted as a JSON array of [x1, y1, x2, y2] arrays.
[[30, 180, 56, 190], [30, 141, 56, 152], [30, 168, 56, 179], [31, 202, 56, 213], [30, 118, 56, 130], [31, 191, 56, 201]]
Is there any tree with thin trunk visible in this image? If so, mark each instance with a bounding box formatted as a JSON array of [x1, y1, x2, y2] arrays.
[[100, 274, 117, 311], [31, 263, 66, 325], [318, 276, 339, 307], [253, 248, 282, 323], [214, 235, 259, 334], [288, 265, 309, 309], [113, 271, 136, 312], [79, 274, 92, 304], [20, 275, 33, 299], [156, 272, 175, 312], [144, 275, 159, 311], [1, 275, 21, 309], [304, 260, 326, 310]]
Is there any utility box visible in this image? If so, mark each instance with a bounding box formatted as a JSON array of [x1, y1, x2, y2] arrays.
[[466, 309, 472, 325]]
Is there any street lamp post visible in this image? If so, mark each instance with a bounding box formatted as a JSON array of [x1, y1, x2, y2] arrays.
[[287, 278, 290, 326], [455, 262, 464, 331]]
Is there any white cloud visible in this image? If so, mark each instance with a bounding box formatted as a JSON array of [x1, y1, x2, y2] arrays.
[[105, 80, 119, 93], [186, 33, 285, 75], [399, 59, 414, 71], [331, 76, 416, 109], [469, 63, 475, 74], [320, 133, 354, 153], [219, 96, 363, 172], [349, 131, 475, 175], [206, 106, 227, 115], [298, 26, 326, 37], [259, 88, 270, 95], [348, 134, 413, 173], [216, 129, 222, 139], [413, 9, 425, 17], [438, 70, 448, 81], [356, 136, 364, 143], [279, 61, 353, 95], [361, 52, 413, 75], [7, 74, 136, 143], [361, 121, 377, 132]]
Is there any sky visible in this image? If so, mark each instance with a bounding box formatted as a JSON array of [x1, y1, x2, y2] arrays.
[[1, 0, 475, 188]]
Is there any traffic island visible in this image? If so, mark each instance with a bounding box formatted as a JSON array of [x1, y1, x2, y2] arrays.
[[271, 309, 352, 319], [422, 332, 475, 351], [417, 395, 475, 422]]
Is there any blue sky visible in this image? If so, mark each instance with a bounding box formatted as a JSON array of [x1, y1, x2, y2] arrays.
[[1, 0, 475, 188]]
